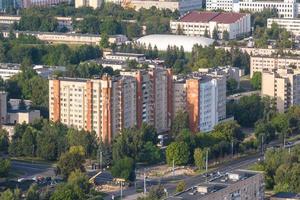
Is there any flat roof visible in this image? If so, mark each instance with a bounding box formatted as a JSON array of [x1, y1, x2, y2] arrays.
[[178, 11, 248, 24]]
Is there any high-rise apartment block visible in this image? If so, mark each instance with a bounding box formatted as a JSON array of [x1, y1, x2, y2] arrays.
[[49, 68, 173, 143], [262, 68, 300, 112], [173, 73, 226, 133]]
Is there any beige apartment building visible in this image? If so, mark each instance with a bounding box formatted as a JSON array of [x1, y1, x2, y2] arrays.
[[262, 68, 300, 112], [49, 68, 173, 143], [120, 68, 173, 133], [49, 75, 137, 143], [251, 56, 300, 77]]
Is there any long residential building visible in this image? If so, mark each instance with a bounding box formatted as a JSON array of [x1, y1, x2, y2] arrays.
[[206, 0, 239, 12], [49, 68, 173, 143], [22, 0, 70, 8], [75, 0, 102, 9], [170, 11, 251, 39], [262, 68, 300, 112], [1, 30, 128, 45], [250, 56, 300, 77], [267, 18, 300, 36]]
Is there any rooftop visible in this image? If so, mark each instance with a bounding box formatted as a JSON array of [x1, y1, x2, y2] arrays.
[[178, 11, 248, 24]]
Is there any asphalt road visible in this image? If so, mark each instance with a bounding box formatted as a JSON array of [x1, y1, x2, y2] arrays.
[[103, 154, 262, 200], [11, 160, 55, 180]]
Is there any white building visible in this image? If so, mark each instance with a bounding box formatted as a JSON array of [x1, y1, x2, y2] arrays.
[[170, 11, 251, 39], [136, 34, 214, 52], [129, 0, 203, 14], [206, 0, 239, 12], [267, 18, 300, 36], [75, 0, 102, 9], [236, 0, 298, 18]]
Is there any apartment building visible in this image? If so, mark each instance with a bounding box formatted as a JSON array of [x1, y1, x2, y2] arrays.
[[262, 68, 300, 112], [120, 68, 173, 133], [268, 18, 300, 36], [237, 0, 298, 18], [173, 73, 226, 133], [171, 170, 264, 200], [22, 0, 70, 8], [170, 11, 251, 39], [206, 0, 239, 12], [250, 56, 300, 77], [129, 0, 203, 14], [0, 0, 21, 11], [49, 75, 137, 143], [75, 0, 102, 9]]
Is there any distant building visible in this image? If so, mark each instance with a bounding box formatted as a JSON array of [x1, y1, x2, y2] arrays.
[[271, 192, 300, 200], [0, 63, 66, 80], [0, 92, 41, 126], [0, 15, 83, 31], [236, 0, 297, 18], [262, 68, 300, 112], [171, 169, 264, 200], [250, 56, 300, 77], [22, 0, 71, 8], [268, 18, 300, 36], [75, 0, 102, 9], [1, 30, 128, 45], [170, 11, 251, 39], [206, 0, 238, 12], [129, 0, 202, 14], [0, 0, 21, 11]]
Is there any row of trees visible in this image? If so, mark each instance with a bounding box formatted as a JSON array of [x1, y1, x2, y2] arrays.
[[15, 4, 180, 38], [0, 33, 101, 66], [254, 145, 300, 193]]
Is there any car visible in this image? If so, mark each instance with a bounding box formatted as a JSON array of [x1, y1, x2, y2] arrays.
[[17, 178, 25, 183], [189, 190, 197, 195]]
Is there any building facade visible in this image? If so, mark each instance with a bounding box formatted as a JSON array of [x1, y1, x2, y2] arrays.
[[206, 0, 238, 12], [237, 0, 298, 18], [75, 0, 102, 9], [262, 68, 300, 112], [173, 73, 226, 133], [129, 0, 202, 14], [250, 56, 300, 77], [22, 0, 70, 8], [268, 18, 300, 36], [170, 11, 251, 39]]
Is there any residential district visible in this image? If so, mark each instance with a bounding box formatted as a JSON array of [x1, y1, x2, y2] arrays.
[[1, 0, 300, 200]]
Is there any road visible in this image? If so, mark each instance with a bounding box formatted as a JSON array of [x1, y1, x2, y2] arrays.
[[11, 160, 55, 180], [103, 154, 262, 200], [227, 90, 260, 101]]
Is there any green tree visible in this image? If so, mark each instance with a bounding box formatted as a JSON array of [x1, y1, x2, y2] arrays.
[[57, 147, 85, 179], [166, 141, 190, 166], [212, 28, 218, 40], [222, 30, 230, 41], [0, 158, 11, 177], [100, 33, 109, 48], [0, 129, 9, 153], [50, 184, 80, 200], [251, 72, 262, 90], [212, 120, 244, 142], [26, 184, 39, 200], [68, 170, 90, 198], [176, 181, 187, 193], [171, 110, 189, 138], [227, 78, 238, 94], [0, 189, 14, 200], [193, 148, 205, 169], [138, 142, 162, 165], [111, 156, 135, 182]]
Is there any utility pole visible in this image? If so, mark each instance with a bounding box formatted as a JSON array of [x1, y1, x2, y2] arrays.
[[231, 140, 234, 157], [143, 170, 146, 194], [100, 151, 103, 171], [172, 159, 175, 176], [205, 149, 208, 183], [120, 182, 123, 200]]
